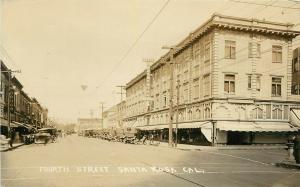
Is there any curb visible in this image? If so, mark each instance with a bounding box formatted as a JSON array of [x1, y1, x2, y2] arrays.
[[0, 143, 26, 152], [275, 162, 300, 170], [159, 146, 286, 151]]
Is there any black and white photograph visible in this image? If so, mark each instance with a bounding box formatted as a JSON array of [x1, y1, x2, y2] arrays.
[[1, 0, 300, 186]]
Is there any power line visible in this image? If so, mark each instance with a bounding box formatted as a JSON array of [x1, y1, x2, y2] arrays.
[[244, 0, 278, 17], [99, 0, 171, 85], [0, 45, 19, 69], [229, 0, 300, 10], [265, 1, 299, 19]]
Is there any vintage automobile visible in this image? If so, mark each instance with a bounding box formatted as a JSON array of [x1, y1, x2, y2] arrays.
[[34, 128, 57, 144]]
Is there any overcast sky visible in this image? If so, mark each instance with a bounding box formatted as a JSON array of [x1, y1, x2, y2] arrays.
[[1, 0, 300, 123]]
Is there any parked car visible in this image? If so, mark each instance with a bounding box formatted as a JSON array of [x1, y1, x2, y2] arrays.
[[34, 128, 57, 144]]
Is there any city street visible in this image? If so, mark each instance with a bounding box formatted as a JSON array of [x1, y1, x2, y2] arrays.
[[1, 135, 300, 187]]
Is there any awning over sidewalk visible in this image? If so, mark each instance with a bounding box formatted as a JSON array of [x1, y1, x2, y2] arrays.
[[136, 121, 212, 131], [12, 121, 35, 130], [0, 120, 19, 128], [177, 121, 211, 129], [136, 124, 168, 130], [290, 108, 300, 128], [217, 121, 297, 132], [124, 120, 136, 128]]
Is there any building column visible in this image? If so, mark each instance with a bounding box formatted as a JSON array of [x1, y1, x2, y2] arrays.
[[287, 40, 293, 98], [251, 34, 257, 99], [211, 28, 219, 98]]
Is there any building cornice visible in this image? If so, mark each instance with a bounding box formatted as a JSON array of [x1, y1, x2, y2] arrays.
[[125, 13, 300, 91]]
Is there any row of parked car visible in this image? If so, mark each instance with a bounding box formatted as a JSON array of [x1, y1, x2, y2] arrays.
[[80, 130, 157, 145]]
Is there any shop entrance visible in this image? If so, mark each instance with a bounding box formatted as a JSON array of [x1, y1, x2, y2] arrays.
[[227, 131, 251, 145]]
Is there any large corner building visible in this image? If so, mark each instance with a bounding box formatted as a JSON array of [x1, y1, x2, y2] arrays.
[[124, 14, 300, 145]]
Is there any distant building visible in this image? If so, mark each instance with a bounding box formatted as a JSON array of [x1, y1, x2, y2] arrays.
[[102, 105, 117, 129], [77, 118, 102, 131]]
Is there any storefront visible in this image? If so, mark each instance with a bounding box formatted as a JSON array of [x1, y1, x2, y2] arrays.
[[216, 121, 298, 145]]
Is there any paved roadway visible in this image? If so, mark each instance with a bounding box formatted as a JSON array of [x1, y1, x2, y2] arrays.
[[1, 135, 300, 187]]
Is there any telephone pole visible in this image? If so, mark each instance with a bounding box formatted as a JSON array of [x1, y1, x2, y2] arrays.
[[175, 79, 180, 147], [116, 85, 125, 102], [162, 46, 176, 147], [100, 102, 105, 129]]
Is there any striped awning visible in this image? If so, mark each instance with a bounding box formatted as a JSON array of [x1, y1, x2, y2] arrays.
[[217, 121, 297, 132], [124, 120, 136, 128], [290, 108, 300, 128]]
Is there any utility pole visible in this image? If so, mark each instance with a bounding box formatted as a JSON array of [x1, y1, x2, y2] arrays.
[[89, 109, 94, 119], [100, 102, 105, 129], [116, 85, 125, 102], [175, 79, 180, 147], [162, 46, 176, 147], [143, 58, 154, 127], [1, 68, 21, 138]]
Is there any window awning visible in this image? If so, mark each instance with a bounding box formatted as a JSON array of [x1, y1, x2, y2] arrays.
[[124, 121, 136, 128], [290, 108, 300, 128], [136, 121, 212, 130], [0, 120, 19, 128], [136, 124, 168, 130], [217, 121, 297, 132], [177, 121, 211, 129]]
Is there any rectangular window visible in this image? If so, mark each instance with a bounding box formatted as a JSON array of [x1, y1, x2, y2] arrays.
[[205, 43, 210, 62], [293, 84, 300, 95], [272, 77, 282, 96], [266, 104, 271, 119], [184, 84, 189, 102], [193, 80, 199, 99], [224, 74, 235, 93], [194, 65, 199, 78], [293, 57, 299, 72], [284, 105, 289, 119], [248, 43, 261, 58], [272, 45, 282, 63], [225, 40, 236, 59], [248, 76, 251, 89], [256, 76, 261, 91], [204, 74, 210, 96]]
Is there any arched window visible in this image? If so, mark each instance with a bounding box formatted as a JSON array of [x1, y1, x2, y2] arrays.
[[204, 107, 211, 119], [196, 109, 201, 119], [187, 110, 193, 120], [252, 107, 263, 119], [272, 106, 283, 119], [179, 112, 183, 122]]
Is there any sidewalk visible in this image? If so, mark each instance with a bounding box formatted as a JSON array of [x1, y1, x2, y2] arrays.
[[0, 143, 25, 152], [276, 161, 300, 170], [157, 142, 286, 151]]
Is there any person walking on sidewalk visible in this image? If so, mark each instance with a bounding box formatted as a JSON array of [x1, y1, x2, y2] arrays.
[[9, 129, 15, 147], [149, 133, 154, 145]]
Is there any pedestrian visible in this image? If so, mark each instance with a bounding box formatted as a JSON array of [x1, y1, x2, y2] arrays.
[[149, 133, 154, 145], [9, 129, 15, 147]]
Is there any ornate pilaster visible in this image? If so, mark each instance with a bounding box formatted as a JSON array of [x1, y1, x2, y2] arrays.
[[211, 28, 219, 97], [287, 40, 293, 98], [251, 35, 257, 99]]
